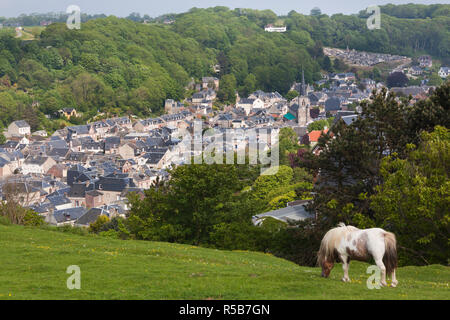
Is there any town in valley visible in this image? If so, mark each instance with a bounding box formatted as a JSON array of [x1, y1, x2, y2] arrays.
[[1, 47, 447, 227]]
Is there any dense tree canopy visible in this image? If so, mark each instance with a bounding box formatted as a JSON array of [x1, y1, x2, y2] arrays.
[[371, 126, 449, 265], [1, 5, 447, 133], [387, 72, 409, 88]]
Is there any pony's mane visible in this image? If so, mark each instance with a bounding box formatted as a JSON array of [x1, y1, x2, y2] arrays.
[[336, 222, 359, 232]]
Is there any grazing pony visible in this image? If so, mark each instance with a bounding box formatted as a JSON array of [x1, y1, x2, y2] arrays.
[[317, 223, 398, 287]]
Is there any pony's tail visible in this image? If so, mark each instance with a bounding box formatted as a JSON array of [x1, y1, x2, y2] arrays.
[[383, 232, 398, 274]]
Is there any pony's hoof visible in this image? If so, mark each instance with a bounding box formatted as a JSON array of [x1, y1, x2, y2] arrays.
[[391, 281, 398, 288], [341, 278, 350, 283], [380, 282, 388, 287]]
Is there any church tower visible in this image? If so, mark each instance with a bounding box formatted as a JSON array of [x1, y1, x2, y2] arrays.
[[297, 68, 310, 127], [297, 96, 310, 127]]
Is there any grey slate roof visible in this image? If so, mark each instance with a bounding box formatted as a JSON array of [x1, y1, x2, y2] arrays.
[[47, 195, 71, 206], [218, 114, 233, 121], [47, 148, 70, 158], [47, 187, 71, 198], [68, 182, 94, 198], [251, 90, 283, 100], [30, 202, 54, 214], [47, 139, 68, 149], [145, 152, 165, 165], [12, 120, 30, 128], [341, 115, 358, 126], [67, 125, 91, 134], [0, 157, 10, 167], [239, 98, 255, 105], [96, 175, 132, 192], [325, 97, 343, 112], [52, 207, 86, 223], [75, 208, 105, 226], [24, 156, 50, 165], [253, 203, 314, 224], [105, 136, 121, 150], [66, 152, 89, 162], [1, 141, 19, 149]]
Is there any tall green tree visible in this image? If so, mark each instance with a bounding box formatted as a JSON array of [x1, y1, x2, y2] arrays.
[[127, 164, 257, 245], [371, 126, 449, 265], [217, 74, 237, 104], [278, 127, 301, 165], [285, 90, 299, 102], [241, 73, 257, 97], [387, 72, 409, 88]]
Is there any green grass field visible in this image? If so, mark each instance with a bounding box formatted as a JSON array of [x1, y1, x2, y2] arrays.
[[0, 224, 448, 300]]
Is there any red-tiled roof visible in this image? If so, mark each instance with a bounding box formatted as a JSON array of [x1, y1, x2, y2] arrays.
[[308, 129, 329, 142]]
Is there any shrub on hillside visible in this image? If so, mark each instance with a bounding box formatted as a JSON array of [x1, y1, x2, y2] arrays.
[[0, 202, 43, 226], [0, 215, 11, 225]]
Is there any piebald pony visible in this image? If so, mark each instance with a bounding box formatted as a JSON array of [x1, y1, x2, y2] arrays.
[[318, 223, 398, 287]]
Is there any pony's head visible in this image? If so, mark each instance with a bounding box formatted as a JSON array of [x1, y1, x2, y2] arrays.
[[321, 260, 334, 278], [317, 234, 336, 278]]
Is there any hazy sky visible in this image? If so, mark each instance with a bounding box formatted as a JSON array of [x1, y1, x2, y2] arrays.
[[0, 0, 447, 17]]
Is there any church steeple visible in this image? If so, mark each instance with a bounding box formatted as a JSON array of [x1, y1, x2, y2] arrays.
[[302, 68, 305, 96]]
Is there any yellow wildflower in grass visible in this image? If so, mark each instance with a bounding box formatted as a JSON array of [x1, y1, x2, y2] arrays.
[[35, 245, 50, 250]]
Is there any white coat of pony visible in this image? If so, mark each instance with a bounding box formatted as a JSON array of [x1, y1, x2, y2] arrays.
[[317, 223, 398, 287]]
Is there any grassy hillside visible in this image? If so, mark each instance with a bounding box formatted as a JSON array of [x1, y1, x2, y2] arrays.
[[0, 224, 448, 300]]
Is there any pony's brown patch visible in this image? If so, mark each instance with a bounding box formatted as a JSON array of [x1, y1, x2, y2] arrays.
[[346, 233, 369, 261]]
